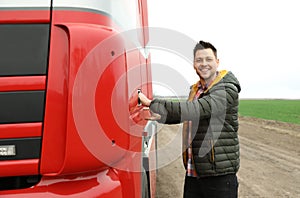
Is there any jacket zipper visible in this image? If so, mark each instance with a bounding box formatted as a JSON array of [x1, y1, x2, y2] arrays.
[[210, 139, 215, 169]]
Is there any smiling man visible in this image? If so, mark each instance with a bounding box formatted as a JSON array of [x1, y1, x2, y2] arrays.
[[139, 40, 241, 198], [194, 41, 219, 86]]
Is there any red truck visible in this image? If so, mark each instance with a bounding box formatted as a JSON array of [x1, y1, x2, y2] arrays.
[[0, 0, 157, 197]]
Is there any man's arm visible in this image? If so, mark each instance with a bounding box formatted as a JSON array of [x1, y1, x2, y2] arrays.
[[138, 86, 230, 124]]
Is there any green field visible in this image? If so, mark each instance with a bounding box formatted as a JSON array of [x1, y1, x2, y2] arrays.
[[239, 99, 300, 125]]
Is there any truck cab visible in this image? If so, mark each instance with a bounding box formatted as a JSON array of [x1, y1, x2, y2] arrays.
[[0, 0, 156, 197]]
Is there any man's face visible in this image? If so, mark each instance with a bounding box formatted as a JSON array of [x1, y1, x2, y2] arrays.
[[193, 48, 219, 83]]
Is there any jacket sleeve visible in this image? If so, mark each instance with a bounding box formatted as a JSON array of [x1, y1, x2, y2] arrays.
[[149, 84, 229, 124]]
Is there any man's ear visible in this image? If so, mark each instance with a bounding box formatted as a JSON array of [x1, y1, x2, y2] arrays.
[[216, 58, 220, 66]]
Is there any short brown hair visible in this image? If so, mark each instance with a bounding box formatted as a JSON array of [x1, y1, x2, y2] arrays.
[[193, 40, 217, 59]]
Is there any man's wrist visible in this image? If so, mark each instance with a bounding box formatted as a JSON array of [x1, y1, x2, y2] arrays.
[[145, 98, 152, 107]]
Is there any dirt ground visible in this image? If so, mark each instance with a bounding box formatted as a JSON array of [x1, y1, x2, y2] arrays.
[[154, 116, 300, 198]]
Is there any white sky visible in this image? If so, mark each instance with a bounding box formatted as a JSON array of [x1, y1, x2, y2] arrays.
[[147, 0, 300, 99]]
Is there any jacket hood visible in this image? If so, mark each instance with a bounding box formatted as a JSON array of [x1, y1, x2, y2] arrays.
[[223, 71, 241, 93], [189, 70, 241, 98]]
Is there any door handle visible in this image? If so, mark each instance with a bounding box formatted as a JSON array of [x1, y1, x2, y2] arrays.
[[137, 89, 142, 106], [138, 89, 161, 121]]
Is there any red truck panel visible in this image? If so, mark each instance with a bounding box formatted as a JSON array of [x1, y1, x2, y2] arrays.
[[0, 0, 155, 197]]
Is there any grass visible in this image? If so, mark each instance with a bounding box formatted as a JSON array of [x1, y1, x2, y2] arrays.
[[239, 99, 300, 125]]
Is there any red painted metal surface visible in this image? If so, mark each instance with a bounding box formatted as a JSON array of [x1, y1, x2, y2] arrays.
[[0, 123, 42, 139], [0, 10, 50, 23], [0, 169, 123, 197], [0, 76, 46, 91], [0, 159, 39, 177]]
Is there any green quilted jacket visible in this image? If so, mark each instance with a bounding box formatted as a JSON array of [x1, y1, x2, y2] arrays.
[[149, 70, 241, 177]]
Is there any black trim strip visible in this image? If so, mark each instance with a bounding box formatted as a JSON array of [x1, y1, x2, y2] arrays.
[[0, 24, 50, 77], [0, 137, 41, 161], [0, 91, 45, 124]]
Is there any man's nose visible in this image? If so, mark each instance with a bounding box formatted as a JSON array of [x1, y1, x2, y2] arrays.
[[200, 60, 208, 66]]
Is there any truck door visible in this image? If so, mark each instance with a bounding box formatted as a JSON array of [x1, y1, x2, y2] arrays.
[[125, 0, 150, 129]]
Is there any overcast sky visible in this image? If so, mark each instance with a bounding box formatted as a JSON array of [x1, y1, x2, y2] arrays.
[[147, 0, 300, 99]]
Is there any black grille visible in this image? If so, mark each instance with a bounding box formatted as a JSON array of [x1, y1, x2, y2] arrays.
[[0, 91, 45, 124], [0, 24, 49, 76]]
